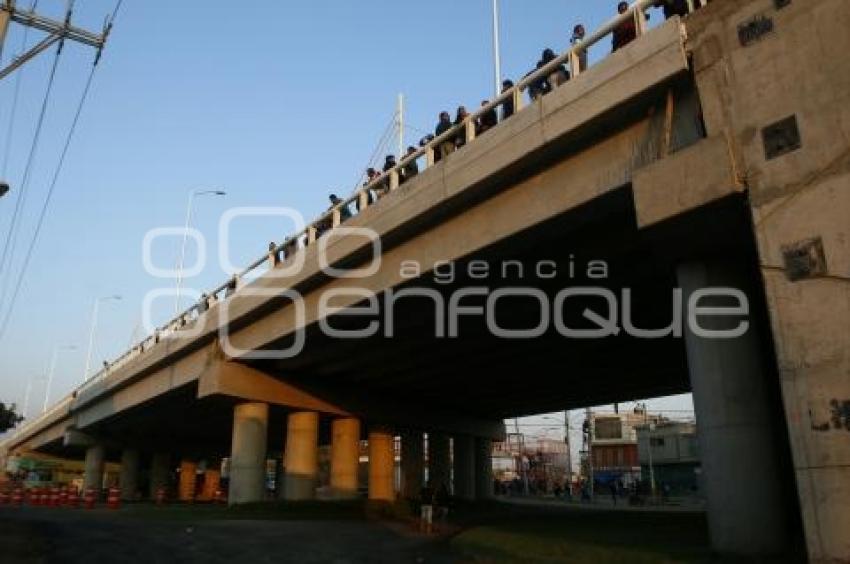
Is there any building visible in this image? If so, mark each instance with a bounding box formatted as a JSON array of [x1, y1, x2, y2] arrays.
[[585, 407, 665, 488], [636, 421, 701, 495]]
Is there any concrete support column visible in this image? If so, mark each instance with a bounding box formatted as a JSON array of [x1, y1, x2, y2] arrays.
[[283, 411, 319, 500], [83, 444, 105, 492], [330, 418, 361, 499], [149, 453, 170, 499], [368, 427, 395, 502], [229, 402, 269, 505], [178, 460, 197, 502], [453, 434, 475, 501], [475, 438, 494, 500], [400, 430, 424, 500], [678, 262, 786, 554], [427, 432, 451, 492], [119, 448, 140, 501]]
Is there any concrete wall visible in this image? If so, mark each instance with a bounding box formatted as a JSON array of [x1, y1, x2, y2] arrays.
[[685, 1, 850, 561]]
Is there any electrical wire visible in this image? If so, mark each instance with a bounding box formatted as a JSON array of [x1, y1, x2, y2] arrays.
[[0, 0, 122, 340], [1, 0, 40, 179], [0, 59, 99, 340], [0, 37, 62, 305]]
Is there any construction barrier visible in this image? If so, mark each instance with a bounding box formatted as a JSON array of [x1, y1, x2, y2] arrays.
[[59, 487, 68, 507], [106, 487, 120, 510], [83, 487, 96, 510], [67, 488, 79, 509], [11, 488, 23, 507], [0, 491, 8, 505]]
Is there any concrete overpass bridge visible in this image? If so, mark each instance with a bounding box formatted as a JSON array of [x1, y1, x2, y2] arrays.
[[3, 0, 849, 561]]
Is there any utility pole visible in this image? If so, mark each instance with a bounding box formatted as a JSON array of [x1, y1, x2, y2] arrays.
[[0, 0, 112, 82], [397, 93, 404, 159], [491, 0, 502, 98]]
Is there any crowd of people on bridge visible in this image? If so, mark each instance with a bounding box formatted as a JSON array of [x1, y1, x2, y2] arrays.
[[274, 1, 710, 265]]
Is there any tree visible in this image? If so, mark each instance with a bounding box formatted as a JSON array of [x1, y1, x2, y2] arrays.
[[0, 402, 23, 433]]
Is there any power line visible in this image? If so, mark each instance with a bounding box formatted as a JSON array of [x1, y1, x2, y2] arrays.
[[0, 36, 62, 306], [0, 56, 99, 341]]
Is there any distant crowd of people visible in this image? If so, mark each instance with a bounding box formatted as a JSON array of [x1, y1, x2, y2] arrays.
[[288, 2, 710, 260]]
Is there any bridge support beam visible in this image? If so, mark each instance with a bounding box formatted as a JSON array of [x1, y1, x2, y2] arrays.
[[149, 453, 170, 499], [428, 432, 451, 492], [329, 417, 360, 499], [119, 448, 140, 501], [475, 437, 494, 500], [83, 444, 105, 492], [283, 411, 319, 500], [368, 427, 395, 502], [453, 434, 475, 500], [678, 261, 786, 555], [400, 430, 424, 500], [178, 460, 197, 502], [229, 403, 269, 505]]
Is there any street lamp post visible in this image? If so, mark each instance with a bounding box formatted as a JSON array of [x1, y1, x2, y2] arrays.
[[175, 189, 226, 314], [22, 374, 43, 420], [491, 0, 502, 98], [82, 295, 122, 383], [43, 344, 77, 413]]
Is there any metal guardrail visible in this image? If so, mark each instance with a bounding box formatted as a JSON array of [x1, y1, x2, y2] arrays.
[[8, 0, 707, 444]]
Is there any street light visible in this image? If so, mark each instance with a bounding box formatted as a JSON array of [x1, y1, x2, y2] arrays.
[[175, 188, 227, 313], [22, 374, 44, 420], [43, 344, 77, 413], [0, 180, 9, 198], [82, 295, 122, 383], [491, 0, 502, 98]]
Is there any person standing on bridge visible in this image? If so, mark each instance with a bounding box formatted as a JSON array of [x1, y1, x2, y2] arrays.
[[401, 146, 419, 183], [542, 48, 569, 90], [454, 106, 470, 149], [477, 100, 498, 136], [435, 111, 455, 161], [501, 79, 515, 119], [571, 24, 588, 72], [613, 1, 638, 51]]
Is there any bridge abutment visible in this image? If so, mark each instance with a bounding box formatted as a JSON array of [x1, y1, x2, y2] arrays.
[[229, 402, 269, 505], [283, 411, 319, 500], [678, 261, 786, 554]]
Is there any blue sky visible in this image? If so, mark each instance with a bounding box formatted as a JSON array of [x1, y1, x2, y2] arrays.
[[0, 0, 691, 426]]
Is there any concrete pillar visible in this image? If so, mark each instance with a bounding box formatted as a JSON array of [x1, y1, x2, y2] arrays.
[[453, 434, 475, 501], [149, 453, 170, 499], [678, 262, 786, 554], [475, 437, 494, 500], [83, 444, 105, 492], [178, 460, 197, 502], [229, 402, 269, 505], [368, 428, 395, 502], [283, 411, 319, 500], [400, 430, 424, 500], [119, 448, 140, 501], [329, 418, 361, 499], [427, 432, 451, 491]]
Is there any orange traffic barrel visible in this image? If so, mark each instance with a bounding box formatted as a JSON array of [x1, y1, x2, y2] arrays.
[[155, 486, 166, 505], [106, 487, 120, 510], [67, 488, 79, 509], [83, 487, 96, 510]]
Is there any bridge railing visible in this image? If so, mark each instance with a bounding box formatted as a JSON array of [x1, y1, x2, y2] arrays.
[[69, 0, 695, 404]]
